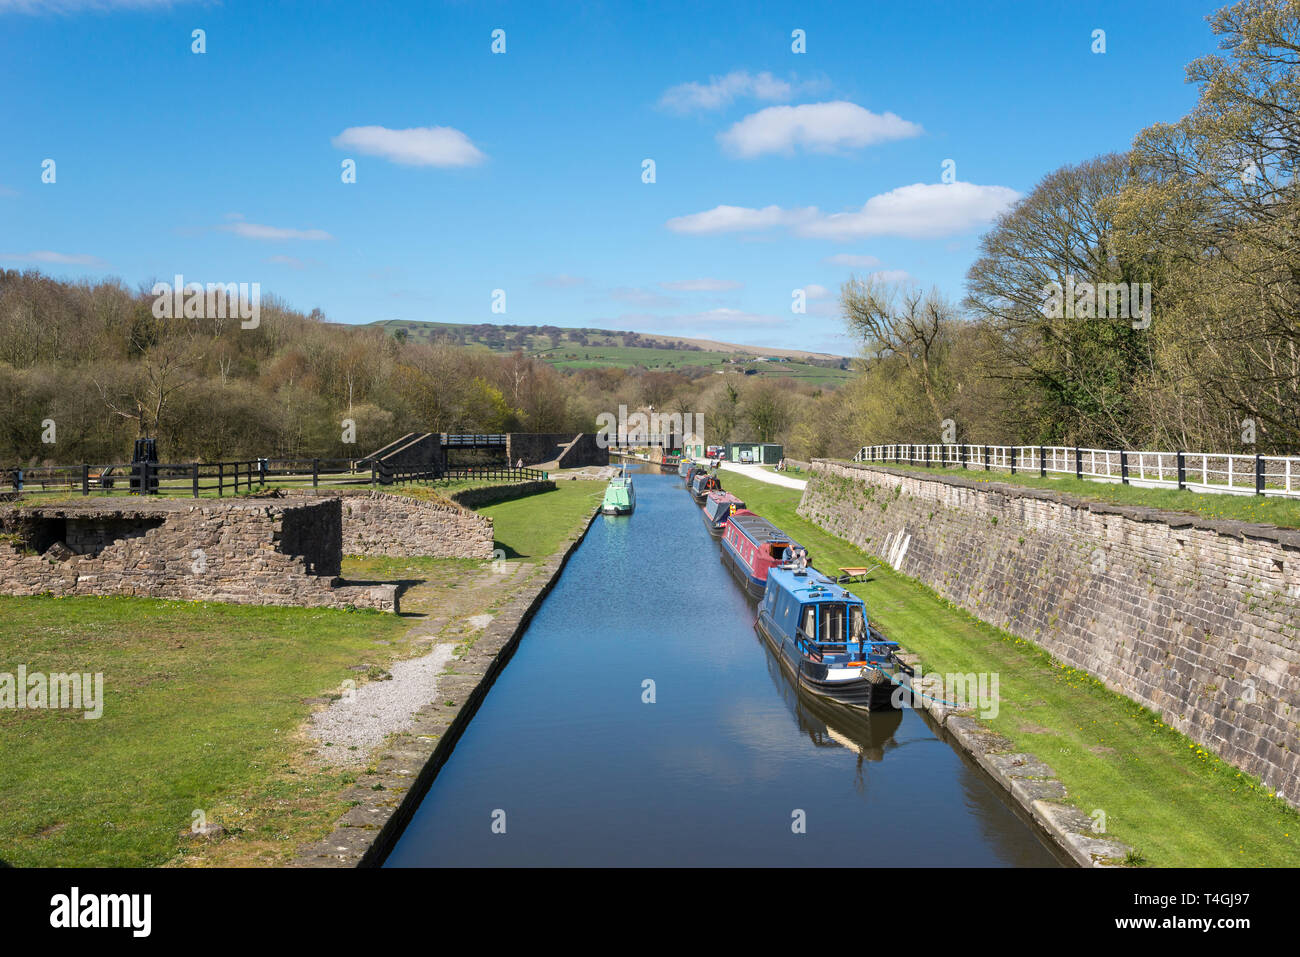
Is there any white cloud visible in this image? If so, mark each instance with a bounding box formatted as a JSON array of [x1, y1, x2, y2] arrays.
[[657, 70, 798, 113], [803, 284, 832, 299], [667, 182, 1020, 240], [658, 278, 743, 292], [1, 250, 106, 266], [220, 221, 333, 241], [870, 269, 913, 283], [331, 125, 486, 167], [666, 204, 818, 235], [824, 253, 881, 268], [718, 101, 922, 158]]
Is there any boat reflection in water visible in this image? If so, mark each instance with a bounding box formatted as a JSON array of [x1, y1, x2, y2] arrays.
[[758, 629, 903, 792]]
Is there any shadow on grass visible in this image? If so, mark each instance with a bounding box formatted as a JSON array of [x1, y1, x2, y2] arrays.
[[493, 541, 523, 560]]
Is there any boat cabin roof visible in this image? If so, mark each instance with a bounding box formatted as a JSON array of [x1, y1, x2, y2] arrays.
[[729, 513, 797, 546], [767, 566, 861, 605]]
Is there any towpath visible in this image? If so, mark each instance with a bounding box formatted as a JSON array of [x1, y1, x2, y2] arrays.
[[718, 461, 808, 490]]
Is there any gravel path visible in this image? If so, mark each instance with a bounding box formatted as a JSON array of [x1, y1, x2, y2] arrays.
[[308, 641, 459, 767]]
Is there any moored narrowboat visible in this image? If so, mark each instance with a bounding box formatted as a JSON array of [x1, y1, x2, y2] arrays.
[[677, 458, 693, 477], [601, 473, 636, 515], [720, 512, 805, 597], [689, 470, 721, 502], [701, 490, 745, 536], [755, 566, 911, 711]]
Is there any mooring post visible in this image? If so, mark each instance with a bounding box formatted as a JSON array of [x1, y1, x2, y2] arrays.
[[192, 462, 199, 498], [313, 458, 320, 488], [217, 462, 223, 497], [984, 445, 990, 471], [1177, 451, 1186, 490], [1039, 446, 1046, 478], [81, 464, 89, 496], [1255, 454, 1265, 495], [960, 443, 967, 469], [1010, 446, 1017, 475], [1074, 447, 1083, 480], [1120, 450, 1129, 485]]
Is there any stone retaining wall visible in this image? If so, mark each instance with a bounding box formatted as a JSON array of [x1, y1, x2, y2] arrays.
[[289, 489, 496, 559], [799, 460, 1300, 807], [0, 498, 395, 612]]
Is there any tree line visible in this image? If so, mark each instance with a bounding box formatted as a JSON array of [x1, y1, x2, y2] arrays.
[[0, 270, 821, 465], [835, 0, 1300, 456]]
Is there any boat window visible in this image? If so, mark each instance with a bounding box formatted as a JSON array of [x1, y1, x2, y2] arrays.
[[850, 605, 867, 642], [818, 603, 847, 644], [800, 605, 815, 638]]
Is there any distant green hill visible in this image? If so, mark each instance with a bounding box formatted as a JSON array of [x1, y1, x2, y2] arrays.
[[364, 320, 855, 386]]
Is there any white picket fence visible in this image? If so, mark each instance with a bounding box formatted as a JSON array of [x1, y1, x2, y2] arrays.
[[852, 443, 1300, 499]]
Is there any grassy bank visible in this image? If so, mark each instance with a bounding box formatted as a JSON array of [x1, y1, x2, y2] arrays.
[[477, 481, 604, 559], [0, 481, 600, 867], [722, 471, 1300, 867], [845, 460, 1300, 529], [0, 596, 412, 867]]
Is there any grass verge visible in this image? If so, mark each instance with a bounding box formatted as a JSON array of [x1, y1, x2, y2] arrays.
[[847, 461, 1300, 529], [722, 470, 1300, 868], [0, 483, 600, 866]]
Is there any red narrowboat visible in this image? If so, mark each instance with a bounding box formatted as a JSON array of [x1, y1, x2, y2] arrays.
[[720, 512, 808, 598]]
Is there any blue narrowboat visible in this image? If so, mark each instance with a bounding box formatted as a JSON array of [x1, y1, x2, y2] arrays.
[[720, 512, 804, 598], [756, 566, 911, 710], [700, 490, 745, 537], [688, 469, 721, 503]]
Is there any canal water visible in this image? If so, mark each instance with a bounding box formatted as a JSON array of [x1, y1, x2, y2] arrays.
[[385, 465, 1060, 866]]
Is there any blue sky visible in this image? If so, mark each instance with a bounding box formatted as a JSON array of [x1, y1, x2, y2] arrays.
[[1, 0, 1217, 354]]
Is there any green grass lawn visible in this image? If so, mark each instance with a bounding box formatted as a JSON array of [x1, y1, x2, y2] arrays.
[[0, 596, 412, 867], [476, 481, 604, 559], [722, 471, 1300, 868], [850, 461, 1300, 529]]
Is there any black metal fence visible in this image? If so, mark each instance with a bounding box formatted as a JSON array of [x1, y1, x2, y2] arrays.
[[3, 457, 549, 498]]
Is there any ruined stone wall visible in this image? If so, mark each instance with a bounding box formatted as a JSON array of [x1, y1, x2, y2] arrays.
[[291, 489, 495, 559], [799, 460, 1300, 807], [0, 499, 395, 612]]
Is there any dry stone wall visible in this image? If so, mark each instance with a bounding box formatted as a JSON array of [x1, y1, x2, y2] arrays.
[[290, 489, 496, 559], [0, 498, 395, 612], [799, 460, 1300, 807]]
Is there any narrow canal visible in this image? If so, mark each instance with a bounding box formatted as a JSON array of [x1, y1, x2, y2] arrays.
[[385, 465, 1061, 866]]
